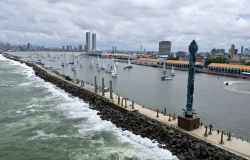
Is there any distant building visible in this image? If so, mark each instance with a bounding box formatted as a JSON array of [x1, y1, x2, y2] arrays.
[[86, 32, 90, 53], [7, 43, 10, 49], [176, 51, 186, 58], [235, 49, 238, 55], [27, 43, 30, 50], [67, 46, 69, 51], [112, 46, 114, 52], [84, 45, 86, 51], [70, 46, 72, 51], [92, 33, 96, 50], [159, 41, 171, 55], [211, 48, 217, 56], [244, 48, 249, 54], [62, 46, 65, 50], [79, 45, 83, 51], [115, 46, 117, 52], [241, 46, 244, 53], [229, 59, 246, 65], [230, 44, 235, 55]]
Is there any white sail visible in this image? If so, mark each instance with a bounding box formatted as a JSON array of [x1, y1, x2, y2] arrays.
[[172, 65, 174, 73], [97, 56, 100, 66], [103, 60, 105, 68], [116, 61, 118, 67], [163, 63, 166, 71], [112, 65, 117, 76], [128, 59, 131, 66], [92, 58, 93, 65]]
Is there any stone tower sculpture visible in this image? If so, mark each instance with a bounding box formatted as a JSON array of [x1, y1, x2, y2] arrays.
[[184, 40, 198, 118]]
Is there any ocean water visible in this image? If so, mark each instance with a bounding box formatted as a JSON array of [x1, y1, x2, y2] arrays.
[[0, 55, 177, 160]]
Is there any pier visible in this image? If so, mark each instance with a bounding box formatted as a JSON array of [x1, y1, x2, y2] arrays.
[[2, 53, 249, 159]]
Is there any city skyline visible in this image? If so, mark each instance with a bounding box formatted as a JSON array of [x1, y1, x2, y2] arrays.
[[1, 0, 250, 52]]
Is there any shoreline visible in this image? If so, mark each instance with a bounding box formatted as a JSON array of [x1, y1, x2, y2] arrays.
[[2, 53, 249, 160], [124, 59, 250, 80]]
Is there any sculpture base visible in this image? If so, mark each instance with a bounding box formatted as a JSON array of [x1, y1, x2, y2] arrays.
[[178, 114, 200, 131]]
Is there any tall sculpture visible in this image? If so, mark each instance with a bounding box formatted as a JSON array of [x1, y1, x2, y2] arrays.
[[184, 40, 198, 118], [178, 40, 200, 131]]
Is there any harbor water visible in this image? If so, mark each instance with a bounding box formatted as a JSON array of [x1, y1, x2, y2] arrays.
[[4, 52, 250, 140], [0, 55, 178, 160]]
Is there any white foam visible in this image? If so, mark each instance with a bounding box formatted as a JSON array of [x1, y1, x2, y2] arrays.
[[224, 81, 250, 94]]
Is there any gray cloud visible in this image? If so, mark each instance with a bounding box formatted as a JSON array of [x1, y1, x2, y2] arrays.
[[1, 0, 250, 52]]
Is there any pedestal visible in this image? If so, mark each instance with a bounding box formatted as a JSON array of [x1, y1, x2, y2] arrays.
[[178, 114, 200, 131]]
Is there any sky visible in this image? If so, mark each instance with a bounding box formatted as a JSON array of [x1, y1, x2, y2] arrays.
[[1, 0, 250, 52]]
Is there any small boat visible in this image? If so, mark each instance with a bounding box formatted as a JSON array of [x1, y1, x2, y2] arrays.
[[80, 60, 82, 67], [112, 65, 117, 77], [71, 67, 76, 71], [106, 69, 112, 73], [161, 76, 172, 80], [104, 86, 109, 92], [170, 65, 175, 76], [37, 59, 41, 61], [124, 59, 132, 69], [69, 59, 74, 64], [100, 60, 105, 70], [225, 82, 228, 85], [161, 62, 166, 74], [89, 58, 93, 68]]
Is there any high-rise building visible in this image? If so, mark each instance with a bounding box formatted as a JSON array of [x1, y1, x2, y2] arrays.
[[7, 43, 10, 49], [112, 46, 114, 52], [115, 46, 117, 52], [27, 43, 30, 50], [159, 41, 171, 55], [70, 46, 72, 51], [79, 45, 83, 51], [244, 48, 249, 54], [84, 45, 86, 51], [92, 33, 96, 50], [67, 46, 69, 51], [62, 46, 65, 50], [235, 49, 238, 55], [241, 46, 244, 53], [230, 44, 235, 55], [86, 32, 90, 53]]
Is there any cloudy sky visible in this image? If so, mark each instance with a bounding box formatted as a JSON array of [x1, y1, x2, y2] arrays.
[[1, 0, 250, 52]]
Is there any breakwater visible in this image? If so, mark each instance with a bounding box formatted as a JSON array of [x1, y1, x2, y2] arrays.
[[2, 53, 247, 160]]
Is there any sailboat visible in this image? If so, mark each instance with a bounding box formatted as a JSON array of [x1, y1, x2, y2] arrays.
[[112, 65, 117, 77], [89, 58, 93, 68], [161, 62, 166, 74], [98, 61, 101, 71], [170, 65, 175, 76], [100, 60, 105, 70], [96, 56, 100, 68], [124, 58, 132, 69], [61, 58, 64, 67], [69, 58, 74, 64], [116, 61, 118, 67], [71, 63, 76, 71], [80, 60, 82, 67]]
